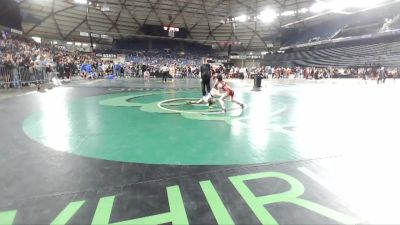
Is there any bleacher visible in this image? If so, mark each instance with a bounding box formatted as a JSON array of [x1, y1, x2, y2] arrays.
[[334, 22, 383, 39], [265, 39, 400, 67], [113, 38, 213, 54], [283, 21, 344, 46], [389, 17, 400, 30]]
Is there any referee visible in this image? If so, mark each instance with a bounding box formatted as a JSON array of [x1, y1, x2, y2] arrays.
[[200, 57, 212, 97], [161, 64, 169, 83]]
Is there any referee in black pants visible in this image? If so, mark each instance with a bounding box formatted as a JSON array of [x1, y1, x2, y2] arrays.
[[161, 64, 169, 83], [200, 58, 212, 96]]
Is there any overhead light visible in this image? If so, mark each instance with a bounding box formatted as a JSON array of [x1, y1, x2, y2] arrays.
[[32, 36, 41, 43], [310, 1, 328, 13], [75, 42, 82, 46], [80, 31, 89, 37], [281, 10, 295, 16], [53, 41, 57, 44], [298, 8, 309, 13], [235, 15, 248, 22], [101, 5, 110, 12], [101, 1, 110, 12], [67, 42, 73, 45], [258, 8, 277, 23], [385, 18, 393, 23], [74, 0, 87, 4], [82, 43, 88, 47]]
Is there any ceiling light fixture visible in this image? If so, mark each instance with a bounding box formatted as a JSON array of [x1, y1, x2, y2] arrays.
[[235, 15, 248, 22], [74, 0, 87, 4], [299, 7, 309, 13], [281, 10, 295, 16], [258, 8, 277, 23], [310, 1, 328, 13]]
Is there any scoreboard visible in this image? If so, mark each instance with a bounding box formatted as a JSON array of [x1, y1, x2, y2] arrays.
[[0, 0, 22, 30], [141, 25, 188, 38]]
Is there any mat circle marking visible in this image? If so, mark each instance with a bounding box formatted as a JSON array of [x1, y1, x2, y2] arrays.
[[157, 98, 242, 114]]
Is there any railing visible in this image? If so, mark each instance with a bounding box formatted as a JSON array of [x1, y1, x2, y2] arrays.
[[0, 66, 52, 89], [0, 66, 12, 88]]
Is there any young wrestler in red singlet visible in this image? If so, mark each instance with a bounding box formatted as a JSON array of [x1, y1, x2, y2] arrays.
[[213, 75, 244, 112]]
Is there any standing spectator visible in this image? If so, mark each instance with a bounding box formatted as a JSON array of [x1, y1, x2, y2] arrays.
[[188, 66, 192, 78], [393, 68, 398, 83], [377, 67, 387, 84], [120, 65, 125, 78], [5, 54, 19, 88], [169, 64, 176, 81], [141, 64, 147, 76], [64, 60, 72, 79], [144, 68, 150, 81]]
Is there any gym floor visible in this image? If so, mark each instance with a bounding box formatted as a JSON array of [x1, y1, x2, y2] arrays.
[[0, 78, 399, 225]]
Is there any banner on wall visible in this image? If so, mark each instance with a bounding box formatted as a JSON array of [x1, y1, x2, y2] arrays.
[[246, 55, 262, 59], [230, 55, 246, 59], [230, 55, 263, 60], [96, 53, 117, 58]]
